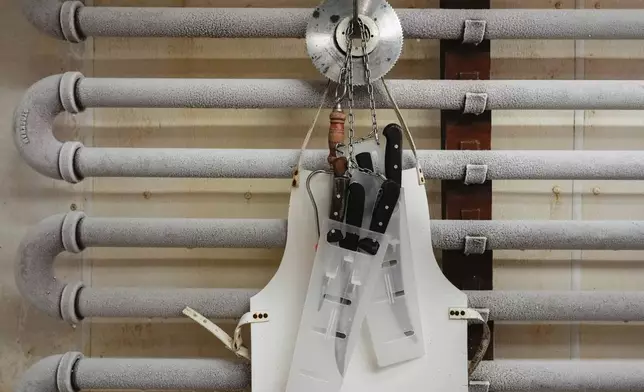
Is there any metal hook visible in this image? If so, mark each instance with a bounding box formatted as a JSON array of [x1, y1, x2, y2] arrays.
[[333, 80, 348, 105]]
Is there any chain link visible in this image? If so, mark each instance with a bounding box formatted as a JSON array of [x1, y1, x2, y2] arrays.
[[358, 18, 379, 145], [344, 21, 356, 168], [339, 16, 383, 180]]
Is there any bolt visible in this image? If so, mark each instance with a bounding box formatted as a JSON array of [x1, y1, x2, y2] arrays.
[[70, 203, 77, 211], [244, 192, 252, 200], [142, 191, 151, 199], [592, 187, 601, 195], [552, 186, 561, 195], [554, 1, 562, 8]]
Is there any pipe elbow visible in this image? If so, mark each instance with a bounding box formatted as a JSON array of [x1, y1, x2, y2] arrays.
[[19, 0, 85, 42], [14, 72, 85, 182], [15, 352, 82, 392], [16, 212, 86, 321]]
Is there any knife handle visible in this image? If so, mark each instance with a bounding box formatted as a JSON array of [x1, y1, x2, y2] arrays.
[[328, 106, 348, 176], [358, 180, 400, 255], [339, 183, 365, 251], [327, 177, 349, 243], [369, 180, 400, 234], [356, 152, 374, 172], [383, 123, 403, 184]]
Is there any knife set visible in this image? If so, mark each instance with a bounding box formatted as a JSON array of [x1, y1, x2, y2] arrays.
[[286, 124, 425, 392]]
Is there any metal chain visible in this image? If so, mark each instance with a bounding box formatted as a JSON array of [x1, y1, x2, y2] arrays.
[[345, 21, 356, 168], [358, 18, 379, 145], [340, 17, 384, 180]]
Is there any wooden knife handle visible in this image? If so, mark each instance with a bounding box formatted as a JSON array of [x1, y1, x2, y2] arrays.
[[328, 106, 347, 176]]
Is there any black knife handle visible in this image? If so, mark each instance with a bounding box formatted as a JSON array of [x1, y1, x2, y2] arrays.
[[329, 177, 349, 222], [356, 152, 374, 172], [383, 123, 403, 185], [369, 180, 400, 234], [327, 177, 349, 243], [357, 180, 400, 255], [339, 183, 365, 251]]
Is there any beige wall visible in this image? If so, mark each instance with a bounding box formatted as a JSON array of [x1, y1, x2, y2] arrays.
[[2, 0, 644, 390]]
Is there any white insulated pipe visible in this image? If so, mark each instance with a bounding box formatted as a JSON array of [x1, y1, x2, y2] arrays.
[[16, 353, 644, 392], [17, 212, 644, 323], [19, 0, 644, 42], [474, 360, 644, 391], [432, 220, 644, 250], [15, 353, 250, 392], [15, 73, 644, 183]]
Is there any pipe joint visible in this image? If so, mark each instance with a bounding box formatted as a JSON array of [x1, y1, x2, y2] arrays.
[[60, 281, 85, 325], [58, 142, 84, 184], [59, 1, 85, 43], [56, 352, 83, 392], [61, 211, 85, 253], [13, 75, 65, 179]]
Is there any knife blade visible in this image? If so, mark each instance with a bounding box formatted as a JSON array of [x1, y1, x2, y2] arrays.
[[382, 257, 416, 340], [334, 182, 365, 376], [383, 123, 403, 185]]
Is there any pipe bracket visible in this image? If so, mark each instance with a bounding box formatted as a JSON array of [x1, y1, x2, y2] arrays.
[[59, 71, 83, 114], [56, 351, 83, 392], [60, 281, 85, 324], [61, 211, 86, 253], [59, 142, 84, 184], [464, 235, 488, 255], [464, 164, 488, 185], [462, 20, 487, 45], [463, 92, 488, 115], [60, 1, 85, 43]]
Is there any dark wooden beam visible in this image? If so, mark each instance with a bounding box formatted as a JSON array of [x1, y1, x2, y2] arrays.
[[440, 0, 494, 361]]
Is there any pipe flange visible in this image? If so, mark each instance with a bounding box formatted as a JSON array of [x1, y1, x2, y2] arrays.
[[59, 72, 84, 114], [58, 142, 84, 184], [60, 282, 85, 325], [56, 351, 83, 392], [60, 1, 85, 43], [62, 210, 86, 253]]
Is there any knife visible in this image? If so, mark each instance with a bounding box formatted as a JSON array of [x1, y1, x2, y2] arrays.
[[355, 152, 374, 172], [334, 182, 365, 376], [319, 182, 364, 312], [357, 179, 400, 255], [383, 123, 403, 185], [327, 175, 350, 243], [338, 182, 365, 251], [378, 125, 417, 341]]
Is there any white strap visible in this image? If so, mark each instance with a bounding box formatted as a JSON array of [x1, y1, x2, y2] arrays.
[[183, 307, 270, 361], [293, 81, 331, 187]]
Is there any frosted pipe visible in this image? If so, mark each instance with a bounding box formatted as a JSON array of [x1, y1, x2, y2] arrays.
[[73, 148, 644, 181], [15, 212, 276, 322], [432, 220, 644, 250], [15, 353, 249, 392], [17, 212, 644, 322], [468, 291, 644, 322], [15, 73, 644, 182], [76, 8, 644, 41], [20, 1, 644, 41], [474, 360, 644, 391], [16, 353, 644, 392], [76, 77, 644, 110]]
